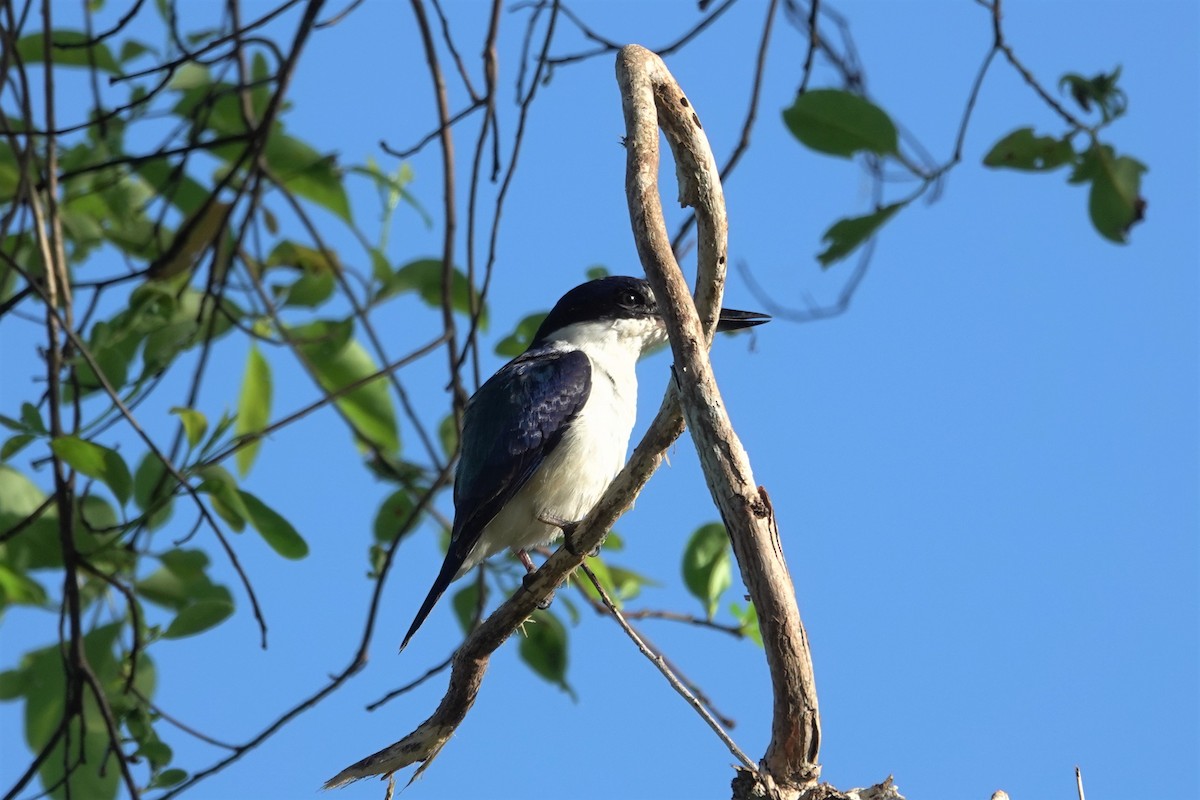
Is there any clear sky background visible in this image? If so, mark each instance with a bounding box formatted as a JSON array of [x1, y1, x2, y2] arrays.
[[1, 2, 1197, 800]]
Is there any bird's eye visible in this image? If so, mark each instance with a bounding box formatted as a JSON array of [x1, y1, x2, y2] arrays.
[[623, 292, 639, 307]]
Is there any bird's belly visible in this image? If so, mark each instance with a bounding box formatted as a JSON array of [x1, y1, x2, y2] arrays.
[[457, 389, 634, 575]]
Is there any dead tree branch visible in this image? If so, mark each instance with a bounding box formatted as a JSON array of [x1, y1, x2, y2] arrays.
[[615, 43, 822, 800]]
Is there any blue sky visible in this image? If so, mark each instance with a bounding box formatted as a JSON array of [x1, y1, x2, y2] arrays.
[[2, 2, 1197, 799]]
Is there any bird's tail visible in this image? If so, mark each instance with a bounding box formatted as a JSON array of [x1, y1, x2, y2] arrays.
[[399, 550, 464, 651]]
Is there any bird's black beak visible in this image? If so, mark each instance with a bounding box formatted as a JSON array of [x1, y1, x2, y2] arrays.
[[716, 307, 771, 332]]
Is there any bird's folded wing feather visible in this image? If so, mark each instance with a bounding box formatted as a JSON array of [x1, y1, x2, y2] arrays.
[[399, 348, 592, 650], [449, 348, 592, 562]]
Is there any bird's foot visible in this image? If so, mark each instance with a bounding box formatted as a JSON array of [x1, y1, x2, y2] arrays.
[[539, 512, 596, 556]]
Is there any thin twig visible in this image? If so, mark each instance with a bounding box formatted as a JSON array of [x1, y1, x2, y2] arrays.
[[132, 689, 240, 751], [672, 0, 779, 254], [545, 0, 740, 67], [365, 654, 455, 712], [409, 0, 468, 432], [579, 562, 754, 768]]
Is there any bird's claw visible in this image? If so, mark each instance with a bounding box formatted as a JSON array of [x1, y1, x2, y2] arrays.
[[540, 512, 587, 556]]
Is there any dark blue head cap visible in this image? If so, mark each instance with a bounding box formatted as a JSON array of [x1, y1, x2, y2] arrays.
[[530, 275, 770, 346], [532, 277, 657, 344]]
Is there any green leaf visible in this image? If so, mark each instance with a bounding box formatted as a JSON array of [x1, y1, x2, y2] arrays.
[[783, 89, 898, 158], [39, 718, 121, 800], [167, 61, 209, 90], [293, 321, 400, 453], [133, 452, 175, 530], [195, 465, 249, 531], [146, 200, 230, 281], [578, 556, 618, 607], [15, 30, 121, 73], [438, 413, 459, 459], [452, 582, 481, 635], [20, 402, 46, 433], [137, 738, 173, 769], [372, 489, 422, 543], [379, 258, 487, 327], [1059, 67, 1126, 121], [367, 543, 387, 578], [134, 550, 229, 611], [495, 312, 546, 357], [730, 601, 763, 647], [1, 433, 36, 461], [1086, 147, 1147, 243], [817, 202, 905, 267], [170, 406, 208, 450], [0, 668, 28, 700], [266, 241, 338, 308], [148, 769, 188, 790], [118, 39, 154, 63], [607, 565, 657, 602], [237, 490, 308, 559], [518, 610, 575, 698], [982, 127, 1076, 172], [135, 160, 209, 217], [163, 598, 234, 638], [49, 435, 132, 506], [264, 134, 351, 223], [0, 563, 49, 609], [200, 409, 238, 456], [234, 345, 271, 476], [369, 248, 392, 285], [0, 466, 60, 569], [584, 265, 609, 280], [682, 523, 732, 620], [72, 316, 143, 396]]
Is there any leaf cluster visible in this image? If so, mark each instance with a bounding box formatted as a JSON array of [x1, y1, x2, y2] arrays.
[[782, 67, 1144, 267]]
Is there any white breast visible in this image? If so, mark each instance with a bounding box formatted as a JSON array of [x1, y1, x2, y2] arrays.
[[455, 317, 659, 576]]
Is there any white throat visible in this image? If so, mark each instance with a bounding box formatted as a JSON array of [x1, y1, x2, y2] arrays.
[[543, 317, 667, 370]]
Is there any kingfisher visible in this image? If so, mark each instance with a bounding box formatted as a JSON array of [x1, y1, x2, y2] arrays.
[[400, 275, 769, 650]]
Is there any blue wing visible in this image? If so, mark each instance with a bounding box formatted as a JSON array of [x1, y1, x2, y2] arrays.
[[401, 348, 591, 649]]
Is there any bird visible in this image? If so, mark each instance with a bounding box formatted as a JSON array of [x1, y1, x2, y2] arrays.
[[400, 275, 769, 650]]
